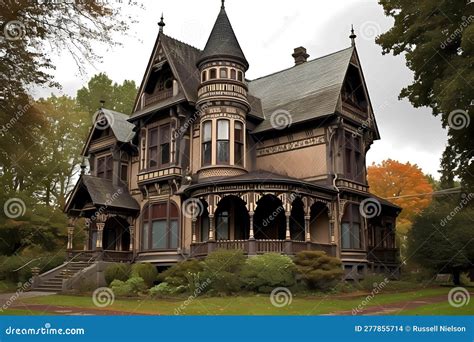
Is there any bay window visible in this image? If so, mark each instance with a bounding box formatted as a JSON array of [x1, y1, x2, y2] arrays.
[[202, 121, 212, 166], [234, 121, 243, 166], [141, 201, 179, 251], [217, 119, 229, 164], [146, 124, 170, 170], [341, 204, 361, 249]]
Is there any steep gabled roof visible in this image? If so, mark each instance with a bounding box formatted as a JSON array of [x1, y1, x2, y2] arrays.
[[64, 175, 140, 213], [248, 47, 354, 133], [131, 33, 202, 115], [81, 108, 135, 156], [197, 5, 248, 69]]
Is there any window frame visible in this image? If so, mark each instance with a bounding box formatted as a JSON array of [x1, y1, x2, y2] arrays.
[[219, 68, 228, 79], [96, 154, 113, 180], [209, 68, 217, 79], [202, 121, 213, 166], [141, 201, 180, 251], [341, 204, 362, 250], [234, 121, 244, 166], [216, 119, 230, 165]]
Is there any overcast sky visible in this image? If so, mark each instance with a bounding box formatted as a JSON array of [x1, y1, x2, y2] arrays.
[[33, 0, 448, 178]]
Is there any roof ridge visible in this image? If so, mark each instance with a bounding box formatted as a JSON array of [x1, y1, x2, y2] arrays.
[[162, 33, 202, 52], [249, 46, 353, 83]]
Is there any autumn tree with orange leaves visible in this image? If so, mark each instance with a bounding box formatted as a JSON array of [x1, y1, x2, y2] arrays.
[[368, 159, 433, 234]]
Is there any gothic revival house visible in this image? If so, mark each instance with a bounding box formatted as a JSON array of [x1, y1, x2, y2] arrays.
[[35, 2, 401, 291]]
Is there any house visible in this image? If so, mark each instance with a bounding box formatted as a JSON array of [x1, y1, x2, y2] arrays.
[[33, 1, 401, 291]]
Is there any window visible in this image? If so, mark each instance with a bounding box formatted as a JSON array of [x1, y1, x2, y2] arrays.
[[230, 69, 237, 80], [141, 202, 179, 251], [148, 128, 158, 168], [120, 163, 128, 183], [209, 68, 217, 79], [202, 121, 212, 166], [220, 68, 228, 78], [344, 132, 364, 182], [341, 204, 361, 249], [201, 71, 207, 82], [160, 124, 170, 165], [216, 210, 229, 240], [234, 122, 243, 166], [237, 71, 243, 82], [97, 155, 113, 180], [147, 125, 170, 169], [217, 120, 229, 164]]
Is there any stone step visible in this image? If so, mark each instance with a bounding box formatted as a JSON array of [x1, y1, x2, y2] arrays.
[[33, 286, 61, 292]]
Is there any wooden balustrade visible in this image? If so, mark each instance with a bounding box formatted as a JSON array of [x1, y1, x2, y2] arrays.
[[144, 89, 173, 107]]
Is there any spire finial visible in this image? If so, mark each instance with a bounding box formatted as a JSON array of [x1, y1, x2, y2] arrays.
[[349, 24, 357, 47], [221, 0, 225, 9], [158, 13, 165, 33]]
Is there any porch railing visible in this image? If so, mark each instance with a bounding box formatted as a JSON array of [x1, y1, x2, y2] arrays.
[[367, 247, 398, 264], [190, 239, 336, 257], [67, 250, 132, 263]]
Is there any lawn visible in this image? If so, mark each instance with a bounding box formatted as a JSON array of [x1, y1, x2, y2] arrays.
[[1, 287, 466, 315]]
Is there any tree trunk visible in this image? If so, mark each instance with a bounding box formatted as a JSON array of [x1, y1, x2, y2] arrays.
[[452, 269, 461, 286]]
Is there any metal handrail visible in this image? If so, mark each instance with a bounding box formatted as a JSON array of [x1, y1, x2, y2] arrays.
[[12, 257, 42, 272]]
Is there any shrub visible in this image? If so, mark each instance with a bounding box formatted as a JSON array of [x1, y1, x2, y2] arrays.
[[358, 273, 389, 291], [104, 263, 131, 285], [241, 253, 296, 293], [149, 282, 187, 297], [110, 277, 147, 297], [202, 249, 246, 295], [0, 254, 66, 284], [158, 260, 204, 287], [294, 251, 343, 291], [131, 263, 158, 288]]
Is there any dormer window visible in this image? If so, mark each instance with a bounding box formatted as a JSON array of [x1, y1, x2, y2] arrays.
[[209, 68, 217, 79], [97, 155, 113, 180], [220, 68, 228, 78]]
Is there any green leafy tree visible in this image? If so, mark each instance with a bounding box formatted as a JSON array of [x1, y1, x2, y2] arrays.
[[408, 195, 474, 285], [77, 73, 138, 115], [377, 1, 474, 191]]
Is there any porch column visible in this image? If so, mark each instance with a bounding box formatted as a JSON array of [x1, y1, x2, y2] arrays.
[[83, 219, 91, 250], [249, 211, 255, 239], [96, 222, 104, 250], [208, 214, 215, 241], [129, 224, 134, 251], [304, 215, 311, 242], [191, 218, 197, 243], [285, 211, 291, 240], [67, 226, 74, 250]]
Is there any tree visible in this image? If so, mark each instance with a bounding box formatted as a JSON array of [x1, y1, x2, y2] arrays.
[[376, 0, 474, 191], [368, 159, 433, 228], [77, 73, 138, 115], [408, 196, 474, 285]]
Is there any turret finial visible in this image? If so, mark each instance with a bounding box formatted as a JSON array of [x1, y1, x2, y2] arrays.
[[221, 0, 225, 9], [158, 13, 165, 33], [349, 24, 357, 47]]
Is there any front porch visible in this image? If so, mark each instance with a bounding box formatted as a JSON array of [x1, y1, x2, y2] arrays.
[[190, 239, 336, 258], [66, 249, 133, 263]]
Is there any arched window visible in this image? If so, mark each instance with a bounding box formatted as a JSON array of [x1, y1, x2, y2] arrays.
[[220, 68, 228, 78], [201, 70, 207, 82], [209, 68, 217, 79], [237, 71, 243, 82], [230, 69, 237, 80], [202, 121, 212, 166], [141, 201, 179, 251], [234, 122, 243, 166], [217, 119, 230, 164]]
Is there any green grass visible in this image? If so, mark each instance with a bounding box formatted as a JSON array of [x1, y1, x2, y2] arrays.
[[0, 281, 18, 294], [400, 301, 474, 315], [4, 287, 455, 316]]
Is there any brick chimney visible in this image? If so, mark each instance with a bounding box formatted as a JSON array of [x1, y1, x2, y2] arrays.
[[292, 46, 309, 65]]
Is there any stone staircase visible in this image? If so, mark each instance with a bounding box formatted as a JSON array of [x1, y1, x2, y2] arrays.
[[32, 260, 94, 293]]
